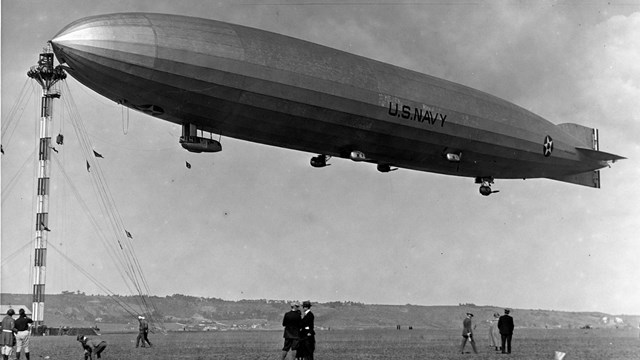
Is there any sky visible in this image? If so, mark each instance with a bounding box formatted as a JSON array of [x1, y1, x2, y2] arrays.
[[1, 0, 639, 315]]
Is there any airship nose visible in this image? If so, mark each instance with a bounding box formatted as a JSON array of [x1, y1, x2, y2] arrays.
[[50, 23, 77, 64], [50, 38, 66, 64], [50, 18, 102, 66], [50, 13, 157, 68], [50, 17, 102, 64]]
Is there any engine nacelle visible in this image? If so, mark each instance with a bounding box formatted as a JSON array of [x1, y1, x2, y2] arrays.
[[350, 150, 367, 162], [180, 136, 222, 153], [310, 155, 329, 168], [446, 152, 462, 162], [377, 164, 397, 173]]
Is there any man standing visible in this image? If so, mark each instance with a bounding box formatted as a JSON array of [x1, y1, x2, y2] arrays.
[[0, 309, 16, 360], [498, 309, 515, 354], [14, 309, 33, 360], [459, 312, 478, 354], [297, 301, 315, 360], [281, 302, 302, 360], [136, 315, 152, 348]]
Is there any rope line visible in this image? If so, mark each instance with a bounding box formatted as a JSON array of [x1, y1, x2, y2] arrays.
[[55, 81, 162, 326]]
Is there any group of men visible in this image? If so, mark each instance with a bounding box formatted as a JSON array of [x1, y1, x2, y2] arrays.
[[460, 308, 515, 355], [1, 308, 33, 360], [76, 314, 151, 359], [5, 303, 518, 358], [281, 300, 315, 360], [0, 306, 111, 360]]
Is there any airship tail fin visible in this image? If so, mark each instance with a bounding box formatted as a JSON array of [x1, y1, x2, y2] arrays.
[[548, 170, 601, 188], [558, 121, 626, 163], [557, 123, 598, 148], [575, 147, 626, 162]]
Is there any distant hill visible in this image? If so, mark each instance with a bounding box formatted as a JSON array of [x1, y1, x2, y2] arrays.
[[1, 293, 637, 331]]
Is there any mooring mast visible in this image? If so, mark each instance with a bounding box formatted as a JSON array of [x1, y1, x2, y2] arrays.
[[26, 44, 66, 332]]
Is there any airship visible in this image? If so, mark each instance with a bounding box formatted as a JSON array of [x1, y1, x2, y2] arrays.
[[50, 13, 624, 195]]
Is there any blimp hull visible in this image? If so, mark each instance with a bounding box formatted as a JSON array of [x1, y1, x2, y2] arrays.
[[51, 13, 621, 182]]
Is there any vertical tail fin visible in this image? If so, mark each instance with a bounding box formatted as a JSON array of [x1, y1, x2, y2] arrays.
[[557, 123, 598, 150], [549, 170, 601, 188], [550, 123, 624, 188]]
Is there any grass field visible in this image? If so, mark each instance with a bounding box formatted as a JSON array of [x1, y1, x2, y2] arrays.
[[22, 328, 638, 359]]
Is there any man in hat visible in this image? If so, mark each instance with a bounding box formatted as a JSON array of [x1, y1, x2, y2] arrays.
[[1, 309, 16, 360], [498, 309, 514, 354], [14, 308, 33, 360], [281, 302, 302, 360], [135, 315, 152, 348], [459, 312, 478, 354], [77, 335, 106, 360], [297, 301, 315, 360]]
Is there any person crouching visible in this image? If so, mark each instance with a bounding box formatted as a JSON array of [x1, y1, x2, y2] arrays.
[[77, 335, 107, 360]]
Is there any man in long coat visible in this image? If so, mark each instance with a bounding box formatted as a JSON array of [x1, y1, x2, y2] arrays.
[[297, 301, 315, 360], [498, 309, 515, 354], [1, 309, 16, 360]]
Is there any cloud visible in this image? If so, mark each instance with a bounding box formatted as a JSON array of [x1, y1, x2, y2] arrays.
[[578, 12, 640, 141]]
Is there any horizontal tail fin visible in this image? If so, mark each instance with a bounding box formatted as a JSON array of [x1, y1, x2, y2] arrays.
[[549, 170, 601, 188], [559, 123, 625, 162], [553, 123, 624, 189], [576, 147, 626, 162]]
